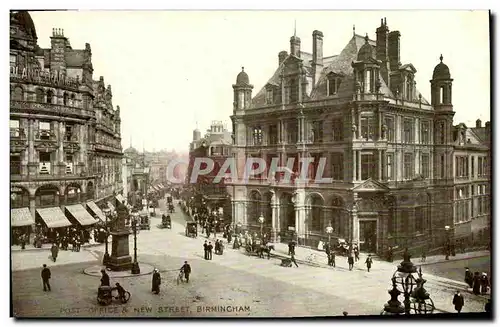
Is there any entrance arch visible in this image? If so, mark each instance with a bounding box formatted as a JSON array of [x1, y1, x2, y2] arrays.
[[35, 184, 59, 207], [306, 193, 324, 233], [65, 183, 82, 205], [329, 196, 346, 238], [247, 190, 262, 224], [11, 185, 29, 208], [280, 192, 295, 231]]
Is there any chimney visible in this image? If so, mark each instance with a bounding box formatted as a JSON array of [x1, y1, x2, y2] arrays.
[[485, 121, 491, 137], [290, 35, 301, 57], [312, 30, 324, 87], [476, 119, 482, 128], [376, 18, 390, 85], [279, 51, 288, 65], [50, 28, 67, 73], [388, 31, 401, 71]]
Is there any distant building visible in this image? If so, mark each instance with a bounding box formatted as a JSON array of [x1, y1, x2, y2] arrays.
[[187, 121, 232, 223], [227, 18, 491, 253], [10, 11, 124, 233]]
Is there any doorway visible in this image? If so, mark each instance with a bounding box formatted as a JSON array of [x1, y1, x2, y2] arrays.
[[359, 219, 377, 253]]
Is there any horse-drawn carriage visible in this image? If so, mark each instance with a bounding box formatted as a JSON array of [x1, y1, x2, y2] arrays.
[[335, 238, 350, 256], [185, 222, 198, 238], [160, 214, 171, 229], [245, 238, 274, 259], [97, 286, 130, 305], [139, 211, 150, 230]]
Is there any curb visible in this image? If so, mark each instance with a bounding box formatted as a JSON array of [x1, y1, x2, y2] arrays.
[[417, 253, 490, 266], [11, 242, 103, 253]]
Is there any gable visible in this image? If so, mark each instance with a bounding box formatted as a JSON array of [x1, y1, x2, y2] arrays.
[[352, 178, 389, 192]]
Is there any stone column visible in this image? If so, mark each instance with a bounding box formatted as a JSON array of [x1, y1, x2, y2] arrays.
[[352, 150, 357, 181], [271, 201, 279, 242], [357, 151, 362, 181], [351, 192, 359, 247], [378, 150, 383, 180], [29, 194, 36, 220]]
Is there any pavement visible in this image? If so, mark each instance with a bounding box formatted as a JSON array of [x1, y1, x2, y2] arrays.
[[11, 199, 491, 317]]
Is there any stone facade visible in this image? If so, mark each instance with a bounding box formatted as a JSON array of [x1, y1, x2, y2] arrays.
[[227, 18, 491, 254], [10, 11, 123, 220]]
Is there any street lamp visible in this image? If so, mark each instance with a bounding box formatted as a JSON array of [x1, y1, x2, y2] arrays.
[[444, 225, 451, 260], [325, 221, 334, 247], [130, 211, 141, 274], [384, 248, 435, 315], [258, 214, 264, 239], [102, 208, 111, 265]]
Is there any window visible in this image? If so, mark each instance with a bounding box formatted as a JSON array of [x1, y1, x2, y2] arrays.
[[287, 120, 298, 144], [39, 152, 51, 174], [12, 86, 23, 101], [10, 154, 21, 175], [420, 120, 430, 144], [10, 54, 17, 67], [268, 125, 278, 145], [360, 116, 375, 140], [65, 154, 73, 174], [70, 94, 76, 106], [384, 116, 395, 141], [415, 207, 424, 234], [366, 70, 372, 93], [36, 88, 45, 102], [312, 121, 323, 143], [63, 92, 69, 106], [252, 127, 263, 145], [327, 75, 341, 95], [10, 120, 20, 138], [406, 77, 413, 100], [421, 154, 430, 179], [39, 122, 51, 140], [289, 79, 298, 103], [331, 153, 344, 180], [46, 90, 54, 104], [401, 210, 410, 235], [437, 121, 445, 144], [455, 156, 468, 178], [332, 118, 344, 141], [65, 124, 74, 141], [386, 154, 394, 180], [471, 156, 475, 178], [266, 89, 274, 104], [361, 153, 376, 180], [440, 155, 445, 179], [403, 153, 413, 180], [440, 86, 444, 104], [403, 118, 414, 143]]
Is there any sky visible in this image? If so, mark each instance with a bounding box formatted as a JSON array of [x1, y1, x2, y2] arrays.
[[27, 10, 490, 153]]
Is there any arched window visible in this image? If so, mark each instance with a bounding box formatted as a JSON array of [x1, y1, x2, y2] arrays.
[[12, 86, 23, 101], [330, 197, 345, 237], [36, 88, 45, 103], [308, 194, 324, 232], [248, 191, 261, 222], [439, 86, 444, 104], [46, 90, 54, 104], [365, 70, 372, 93], [35, 185, 59, 207], [289, 78, 298, 103]]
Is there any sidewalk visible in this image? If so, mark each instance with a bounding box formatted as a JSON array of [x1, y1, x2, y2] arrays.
[[11, 240, 103, 252]]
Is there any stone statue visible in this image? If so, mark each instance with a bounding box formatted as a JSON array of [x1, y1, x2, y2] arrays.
[[381, 124, 387, 139], [309, 128, 315, 142]]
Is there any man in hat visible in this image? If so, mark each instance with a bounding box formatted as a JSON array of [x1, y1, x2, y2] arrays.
[[152, 269, 161, 294], [464, 267, 473, 288], [207, 242, 213, 260], [50, 243, 59, 262], [365, 254, 373, 272], [41, 264, 51, 292], [452, 290, 464, 313], [203, 240, 208, 260], [180, 261, 191, 283], [100, 269, 110, 287]]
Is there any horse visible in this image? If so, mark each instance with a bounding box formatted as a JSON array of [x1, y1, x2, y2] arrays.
[[256, 244, 275, 259]]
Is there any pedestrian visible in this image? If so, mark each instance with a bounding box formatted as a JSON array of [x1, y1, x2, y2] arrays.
[[365, 254, 373, 272], [206, 225, 211, 239], [41, 264, 51, 292], [464, 267, 473, 288], [288, 241, 295, 256], [347, 254, 354, 271], [203, 240, 208, 260], [227, 230, 232, 244], [219, 240, 225, 255], [50, 243, 59, 262], [100, 269, 110, 287], [421, 249, 427, 262], [151, 269, 161, 294], [472, 272, 481, 295], [20, 234, 26, 250], [181, 261, 191, 283], [290, 254, 299, 268], [207, 242, 213, 260], [452, 290, 464, 313], [329, 251, 336, 267], [354, 246, 360, 262], [480, 273, 490, 295]]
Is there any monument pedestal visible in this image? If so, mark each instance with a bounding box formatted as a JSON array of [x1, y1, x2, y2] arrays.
[[107, 230, 132, 271]]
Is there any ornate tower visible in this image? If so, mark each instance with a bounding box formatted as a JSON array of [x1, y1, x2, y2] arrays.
[[232, 67, 253, 112], [352, 35, 382, 97]]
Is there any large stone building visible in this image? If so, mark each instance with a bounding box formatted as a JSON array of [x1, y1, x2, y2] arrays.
[[187, 121, 232, 223], [10, 11, 124, 231], [228, 18, 491, 254]]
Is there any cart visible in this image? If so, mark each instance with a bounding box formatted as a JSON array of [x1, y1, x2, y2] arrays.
[[161, 214, 171, 229], [185, 222, 198, 238]]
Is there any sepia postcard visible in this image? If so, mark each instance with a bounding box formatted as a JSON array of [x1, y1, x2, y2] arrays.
[[9, 9, 492, 319]]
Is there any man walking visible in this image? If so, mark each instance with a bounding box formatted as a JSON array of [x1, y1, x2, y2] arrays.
[[181, 261, 191, 283], [152, 269, 161, 294], [207, 242, 213, 260], [452, 290, 464, 313], [464, 267, 473, 288], [365, 254, 373, 272], [41, 264, 51, 292], [203, 241, 208, 260], [329, 251, 336, 267], [50, 243, 59, 262], [290, 254, 299, 268], [348, 254, 354, 271]]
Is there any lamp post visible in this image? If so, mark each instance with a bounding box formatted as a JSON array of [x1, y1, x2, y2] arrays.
[[130, 211, 141, 274], [258, 214, 264, 239], [102, 208, 111, 265], [325, 221, 333, 247], [384, 248, 435, 315], [444, 225, 451, 260]]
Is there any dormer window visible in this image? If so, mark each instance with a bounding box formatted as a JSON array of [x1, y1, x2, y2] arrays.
[[327, 73, 342, 96], [266, 89, 274, 104]]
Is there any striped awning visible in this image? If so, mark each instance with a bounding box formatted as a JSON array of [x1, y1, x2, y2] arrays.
[[65, 204, 98, 226], [115, 194, 125, 203], [11, 207, 35, 227], [153, 185, 160, 191], [36, 207, 72, 228], [86, 201, 105, 221], [107, 201, 115, 212]]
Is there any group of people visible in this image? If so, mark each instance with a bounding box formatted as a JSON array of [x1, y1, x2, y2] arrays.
[[464, 268, 490, 295]]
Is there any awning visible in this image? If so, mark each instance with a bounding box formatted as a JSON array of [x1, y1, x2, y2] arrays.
[[153, 185, 160, 191], [107, 201, 115, 212], [11, 207, 35, 227], [36, 207, 72, 228], [115, 194, 125, 203], [65, 204, 98, 226], [86, 201, 105, 221]]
